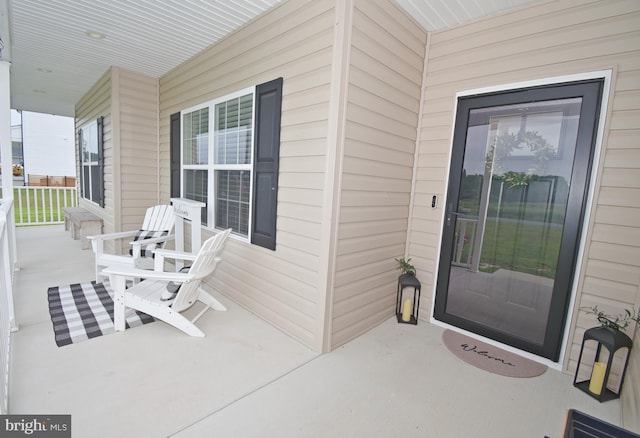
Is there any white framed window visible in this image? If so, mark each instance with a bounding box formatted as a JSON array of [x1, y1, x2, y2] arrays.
[[78, 117, 104, 206], [174, 78, 283, 250], [181, 87, 255, 237]]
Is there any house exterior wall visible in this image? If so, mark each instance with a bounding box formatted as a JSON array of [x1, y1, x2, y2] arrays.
[[76, 67, 160, 253], [76, 69, 113, 231], [411, 0, 639, 379], [115, 68, 160, 230], [623, 328, 639, 431], [74, 0, 639, 424], [329, 0, 426, 347], [74, 0, 638, 368], [157, 0, 425, 351], [159, 0, 337, 350]]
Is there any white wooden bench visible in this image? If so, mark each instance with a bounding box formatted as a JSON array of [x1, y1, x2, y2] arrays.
[[63, 207, 103, 250]]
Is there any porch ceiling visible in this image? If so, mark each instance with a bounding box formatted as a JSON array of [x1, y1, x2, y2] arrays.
[[5, 0, 541, 117]]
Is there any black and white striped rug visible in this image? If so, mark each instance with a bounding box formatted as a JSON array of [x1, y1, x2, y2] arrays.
[[47, 281, 154, 347]]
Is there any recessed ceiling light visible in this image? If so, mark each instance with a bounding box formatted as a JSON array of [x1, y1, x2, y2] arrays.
[[85, 30, 106, 39]]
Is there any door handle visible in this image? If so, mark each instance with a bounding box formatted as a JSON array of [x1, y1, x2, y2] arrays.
[[446, 211, 461, 227]]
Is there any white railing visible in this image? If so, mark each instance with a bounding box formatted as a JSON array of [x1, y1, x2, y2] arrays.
[[452, 216, 477, 268], [0, 198, 17, 414], [0, 187, 77, 226]]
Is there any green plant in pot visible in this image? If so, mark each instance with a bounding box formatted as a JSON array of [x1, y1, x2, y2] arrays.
[[395, 257, 416, 277], [581, 305, 640, 333]]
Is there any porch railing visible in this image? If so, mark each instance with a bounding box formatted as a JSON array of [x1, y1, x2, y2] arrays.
[[452, 216, 477, 269], [0, 198, 17, 414], [0, 186, 77, 226]]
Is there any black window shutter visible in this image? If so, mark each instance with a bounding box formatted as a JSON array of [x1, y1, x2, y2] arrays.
[[97, 116, 105, 207], [170, 112, 181, 198], [251, 77, 283, 250]]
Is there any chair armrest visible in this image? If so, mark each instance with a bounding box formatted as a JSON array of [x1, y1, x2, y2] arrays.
[[88, 230, 140, 255], [152, 248, 197, 262], [129, 234, 174, 259], [87, 230, 139, 241], [102, 266, 195, 283], [128, 234, 175, 247], [152, 248, 198, 272]]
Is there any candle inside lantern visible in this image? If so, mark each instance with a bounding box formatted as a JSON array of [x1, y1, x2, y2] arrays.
[[589, 361, 606, 395], [401, 298, 412, 322]]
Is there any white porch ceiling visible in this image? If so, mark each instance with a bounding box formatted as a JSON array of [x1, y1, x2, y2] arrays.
[[6, 0, 541, 117]]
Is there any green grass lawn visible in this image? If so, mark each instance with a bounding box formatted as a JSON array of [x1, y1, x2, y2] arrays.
[[480, 219, 561, 278], [1, 187, 76, 224], [457, 218, 562, 279]]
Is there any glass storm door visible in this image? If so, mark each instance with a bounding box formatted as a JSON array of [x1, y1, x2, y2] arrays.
[[434, 80, 603, 361]]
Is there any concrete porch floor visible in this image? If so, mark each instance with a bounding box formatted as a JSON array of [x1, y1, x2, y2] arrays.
[[9, 225, 621, 437]]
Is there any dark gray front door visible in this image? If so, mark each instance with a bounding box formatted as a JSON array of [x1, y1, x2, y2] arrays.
[[434, 79, 604, 361]]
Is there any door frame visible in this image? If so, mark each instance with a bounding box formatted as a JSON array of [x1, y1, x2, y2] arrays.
[[429, 70, 612, 369]]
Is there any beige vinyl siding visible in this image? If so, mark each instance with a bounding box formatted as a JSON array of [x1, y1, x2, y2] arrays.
[[114, 68, 160, 231], [623, 327, 640, 431], [75, 69, 113, 235], [159, 0, 336, 349], [411, 0, 640, 396], [76, 68, 159, 254], [330, 0, 426, 347]]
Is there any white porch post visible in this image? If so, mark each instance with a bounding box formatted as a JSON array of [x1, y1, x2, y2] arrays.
[[0, 59, 17, 284], [0, 59, 12, 198], [1, 0, 13, 199], [1, 0, 19, 328]]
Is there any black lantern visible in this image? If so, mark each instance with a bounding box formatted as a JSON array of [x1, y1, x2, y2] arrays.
[[396, 273, 421, 325], [573, 326, 633, 402]]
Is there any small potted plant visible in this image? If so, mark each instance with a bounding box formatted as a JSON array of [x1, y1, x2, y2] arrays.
[[395, 257, 416, 277], [581, 305, 640, 333]]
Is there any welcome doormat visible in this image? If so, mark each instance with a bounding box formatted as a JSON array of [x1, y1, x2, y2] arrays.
[[47, 281, 154, 347], [442, 329, 547, 378]]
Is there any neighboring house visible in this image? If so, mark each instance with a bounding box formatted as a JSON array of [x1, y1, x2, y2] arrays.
[[10, 110, 21, 167], [8, 110, 75, 185], [21, 111, 75, 180], [73, 0, 639, 428]]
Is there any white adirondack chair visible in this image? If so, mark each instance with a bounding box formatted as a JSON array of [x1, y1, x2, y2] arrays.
[[88, 205, 175, 283], [103, 229, 232, 337]]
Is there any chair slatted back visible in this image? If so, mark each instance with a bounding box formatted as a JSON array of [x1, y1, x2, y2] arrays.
[[131, 205, 176, 258], [141, 205, 174, 232], [171, 228, 232, 312]]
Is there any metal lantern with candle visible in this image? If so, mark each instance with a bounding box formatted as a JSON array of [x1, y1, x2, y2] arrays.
[[395, 257, 421, 325], [573, 306, 637, 402]]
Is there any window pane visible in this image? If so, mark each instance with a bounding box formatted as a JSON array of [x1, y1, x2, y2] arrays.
[[446, 98, 583, 346], [184, 169, 208, 226], [90, 164, 101, 204], [82, 166, 91, 200], [81, 121, 101, 203], [215, 170, 250, 235], [183, 108, 209, 165], [81, 122, 98, 165], [215, 94, 253, 165]]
